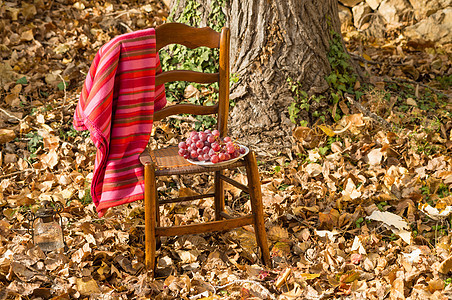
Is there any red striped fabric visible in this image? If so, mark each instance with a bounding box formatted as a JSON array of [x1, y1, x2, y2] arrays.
[[73, 28, 166, 217]]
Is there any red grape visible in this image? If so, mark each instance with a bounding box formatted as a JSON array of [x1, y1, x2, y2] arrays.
[[212, 142, 220, 152], [179, 130, 245, 164], [218, 153, 226, 161], [207, 135, 215, 143], [199, 132, 207, 142], [179, 142, 187, 149]]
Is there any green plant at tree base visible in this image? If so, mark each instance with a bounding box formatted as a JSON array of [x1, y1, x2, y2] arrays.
[[326, 29, 357, 113], [287, 77, 328, 126], [287, 25, 358, 126]]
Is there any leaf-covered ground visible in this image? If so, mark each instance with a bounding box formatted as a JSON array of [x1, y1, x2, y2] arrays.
[[1, 1, 452, 299]]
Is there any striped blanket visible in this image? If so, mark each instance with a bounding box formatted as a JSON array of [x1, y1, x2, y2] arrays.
[[73, 28, 166, 217]]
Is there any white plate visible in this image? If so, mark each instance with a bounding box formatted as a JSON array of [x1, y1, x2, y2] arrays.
[[186, 145, 249, 167]]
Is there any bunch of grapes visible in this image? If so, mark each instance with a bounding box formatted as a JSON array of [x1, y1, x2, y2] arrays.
[[178, 129, 247, 163]]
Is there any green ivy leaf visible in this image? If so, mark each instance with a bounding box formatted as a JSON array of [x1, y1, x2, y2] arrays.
[[57, 81, 67, 91], [16, 76, 28, 85]]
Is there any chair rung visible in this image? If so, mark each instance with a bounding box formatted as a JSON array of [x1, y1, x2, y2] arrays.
[[159, 193, 216, 205], [155, 215, 254, 237], [219, 174, 249, 193]]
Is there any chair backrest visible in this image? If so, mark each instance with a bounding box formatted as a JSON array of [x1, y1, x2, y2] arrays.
[[155, 23, 230, 137]]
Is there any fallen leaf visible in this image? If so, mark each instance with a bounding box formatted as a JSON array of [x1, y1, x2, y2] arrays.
[[268, 225, 290, 241], [367, 148, 383, 165], [350, 253, 362, 264], [75, 278, 100, 295], [351, 236, 367, 255], [438, 256, 452, 274], [366, 210, 412, 244], [271, 241, 291, 258], [420, 203, 452, 220], [314, 229, 340, 242], [300, 273, 321, 280], [0, 129, 16, 144], [275, 268, 291, 288], [318, 124, 336, 137]]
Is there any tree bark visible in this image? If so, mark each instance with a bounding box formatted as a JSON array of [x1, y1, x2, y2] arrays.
[[169, 0, 343, 154]]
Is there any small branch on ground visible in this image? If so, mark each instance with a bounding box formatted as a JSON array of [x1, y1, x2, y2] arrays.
[[384, 77, 446, 96], [0, 169, 34, 180], [349, 53, 405, 67], [0, 108, 23, 122], [57, 74, 68, 123], [346, 95, 393, 130], [349, 53, 379, 65]]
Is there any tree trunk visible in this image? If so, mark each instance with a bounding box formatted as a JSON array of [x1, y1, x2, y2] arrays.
[[169, 0, 343, 154]]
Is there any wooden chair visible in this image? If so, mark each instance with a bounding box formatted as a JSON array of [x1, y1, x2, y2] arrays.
[[139, 23, 271, 275]]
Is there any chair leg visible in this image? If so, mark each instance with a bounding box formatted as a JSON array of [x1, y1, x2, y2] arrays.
[[155, 183, 161, 250], [244, 151, 271, 267], [144, 163, 157, 275], [214, 170, 225, 221]]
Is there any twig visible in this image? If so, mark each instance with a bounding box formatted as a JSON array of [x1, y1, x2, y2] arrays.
[[0, 108, 23, 122], [0, 169, 34, 180], [349, 53, 379, 65], [384, 77, 446, 97], [57, 74, 68, 123], [53, 94, 79, 111], [119, 22, 133, 33], [345, 95, 393, 130], [213, 280, 276, 300], [57, 74, 67, 107], [105, 8, 141, 18]]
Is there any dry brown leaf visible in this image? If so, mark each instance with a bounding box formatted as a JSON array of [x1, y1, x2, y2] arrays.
[[0, 129, 16, 144], [438, 256, 452, 274], [75, 278, 100, 295], [268, 225, 290, 241]]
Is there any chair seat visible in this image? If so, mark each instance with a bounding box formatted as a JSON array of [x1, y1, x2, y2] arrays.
[[140, 146, 246, 176]]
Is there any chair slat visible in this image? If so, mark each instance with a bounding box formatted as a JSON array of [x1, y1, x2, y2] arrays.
[[154, 103, 218, 122], [156, 23, 220, 50], [159, 193, 216, 205], [155, 70, 219, 86], [219, 174, 249, 193], [155, 215, 254, 236]]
